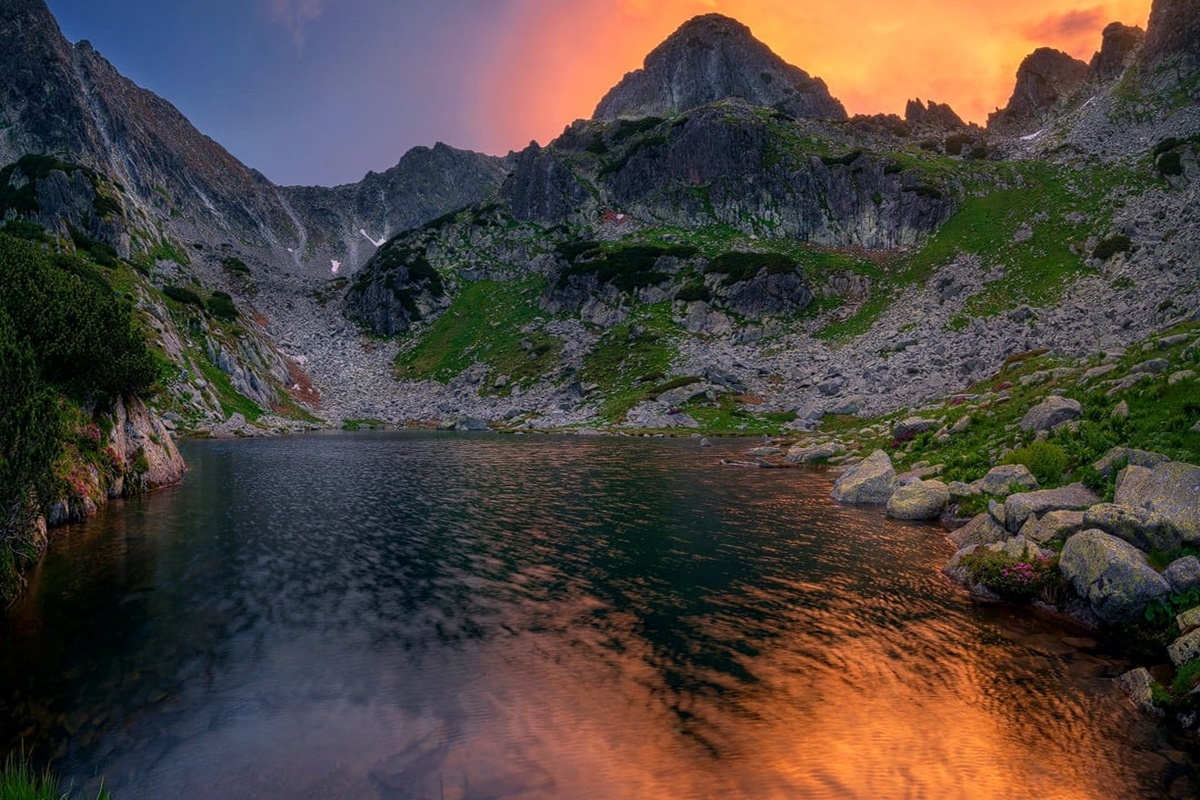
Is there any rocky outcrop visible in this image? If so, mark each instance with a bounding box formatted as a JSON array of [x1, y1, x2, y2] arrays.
[[593, 14, 846, 123], [1060, 529, 1171, 625], [887, 479, 950, 520], [831, 450, 897, 504], [1114, 461, 1200, 543], [1088, 23, 1146, 84], [904, 99, 966, 130], [1020, 395, 1082, 432], [1140, 0, 1200, 72], [988, 48, 1089, 134], [949, 513, 1008, 549]]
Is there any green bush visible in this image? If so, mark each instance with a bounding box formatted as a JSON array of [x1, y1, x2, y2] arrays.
[[220, 256, 250, 275], [0, 235, 156, 398], [205, 291, 238, 322], [1003, 441, 1069, 486], [958, 548, 1066, 603], [705, 252, 799, 285], [559, 244, 697, 293], [1157, 151, 1184, 177], [675, 281, 712, 304], [1092, 234, 1132, 260], [162, 285, 203, 307]]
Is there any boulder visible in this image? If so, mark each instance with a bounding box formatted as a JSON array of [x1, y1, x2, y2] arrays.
[[1005, 483, 1100, 533], [831, 449, 897, 505], [1083, 503, 1183, 553], [1164, 556, 1200, 594], [1024, 510, 1086, 545], [887, 480, 951, 520], [1114, 461, 1200, 544], [948, 481, 981, 501], [893, 417, 939, 439], [1178, 606, 1200, 634], [949, 513, 1008, 549], [1020, 396, 1082, 432], [1093, 446, 1171, 477], [975, 464, 1039, 495], [1060, 529, 1171, 625], [1114, 668, 1163, 718], [1169, 630, 1200, 668], [785, 442, 846, 464]]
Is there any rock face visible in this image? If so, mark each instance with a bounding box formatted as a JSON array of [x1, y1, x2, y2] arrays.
[[887, 479, 950, 520], [1020, 395, 1082, 432], [904, 99, 966, 129], [1088, 23, 1146, 83], [831, 450, 897, 505], [988, 48, 1089, 134], [1140, 0, 1200, 71], [1005, 483, 1100, 532], [1060, 529, 1171, 625], [593, 14, 846, 123], [1114, 461, 1200, 544]]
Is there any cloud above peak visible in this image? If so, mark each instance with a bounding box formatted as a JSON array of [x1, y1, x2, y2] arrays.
[[262, 0, 327, 46]]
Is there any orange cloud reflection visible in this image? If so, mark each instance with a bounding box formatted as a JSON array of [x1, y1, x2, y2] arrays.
[[474, 0, 1150, 152]]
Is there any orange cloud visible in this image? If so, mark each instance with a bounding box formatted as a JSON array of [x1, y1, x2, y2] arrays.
[[471, 0, 1150, 153]]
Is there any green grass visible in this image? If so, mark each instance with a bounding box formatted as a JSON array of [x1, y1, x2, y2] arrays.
[[0, 751, 111, 800], [579, 303, 680, 421], [394, 276, 558, 387], [194, 350, 263, 422]]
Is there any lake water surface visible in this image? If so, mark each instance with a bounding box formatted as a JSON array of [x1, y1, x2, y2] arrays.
[[0, 433, 1195, 799]]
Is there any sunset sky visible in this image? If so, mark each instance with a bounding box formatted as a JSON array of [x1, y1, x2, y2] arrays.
[[45, 0, 1151, 186]]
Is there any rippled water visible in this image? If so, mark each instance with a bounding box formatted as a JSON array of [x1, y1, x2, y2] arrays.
[[0, 433, 1194, 799]]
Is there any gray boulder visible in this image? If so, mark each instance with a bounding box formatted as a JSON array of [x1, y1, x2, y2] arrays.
[[831, 450, 897, 505], [975, 464, 1039, 495], [1060, 529, 1171, 625], [893, 417, 939, 439], [1114, 668, 1164, 718], [1005, 483, 1100, 533], [1179, 606, 1200, 633], [887, 480, 950, 520], [1094, 446, 1171, 477], [1169, 630, 1200, 668], [1164, 556, 1200, 593], [949, 513, 1008, 549], [786, 442, 846, 464], [1020, 396, 1082, 432], [1023, 510, 1086, 544], [948, 481, 981, 501], [1114, 461, 1200, 544], [1083, 503, 1183, 553]]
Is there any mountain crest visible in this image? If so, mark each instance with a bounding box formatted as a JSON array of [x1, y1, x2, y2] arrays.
[[593, 13, 846, 122]]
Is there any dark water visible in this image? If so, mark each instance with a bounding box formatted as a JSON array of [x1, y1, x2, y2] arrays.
[[0, 433, 1195, 799]]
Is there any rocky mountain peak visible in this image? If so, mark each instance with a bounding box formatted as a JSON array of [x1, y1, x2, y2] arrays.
[[1088, 23, 1145, 83], [905, 98, 966, 130], [593, 13, 846, 122], [987, 48, 1089, 134], [1140, 0, 1200, 71]]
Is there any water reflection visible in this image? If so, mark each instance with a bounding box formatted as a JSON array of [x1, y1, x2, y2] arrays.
[[0, 433, 1193, 798]]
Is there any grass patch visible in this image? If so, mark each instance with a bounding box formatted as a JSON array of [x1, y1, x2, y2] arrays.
[[395, 277, 558, 386], [579, 303, 680, 421], [194, 350, 263, 422], [0, 751, 111, 799]]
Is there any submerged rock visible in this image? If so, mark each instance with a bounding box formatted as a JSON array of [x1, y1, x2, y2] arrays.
[[786, 442, 846, 464], [831, 449, 897, 505], [1060, 529, 1171, 625]]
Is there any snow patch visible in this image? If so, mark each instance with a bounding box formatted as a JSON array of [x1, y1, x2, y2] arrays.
[[1020, 129, 1045, 141], [331, 260, 341, 274], [360, 229, 386, 248]]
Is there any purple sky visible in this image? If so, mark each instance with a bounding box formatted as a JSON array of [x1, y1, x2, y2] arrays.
[[45, 0, 521, 186]]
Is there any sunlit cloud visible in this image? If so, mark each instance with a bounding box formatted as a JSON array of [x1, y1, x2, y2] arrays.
[[1022, 7, 1111, 55], [261, 0, 326, 46]]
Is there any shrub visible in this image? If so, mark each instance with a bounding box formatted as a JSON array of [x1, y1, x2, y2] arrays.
[[559, 244, 697, 293], [944, 133, 974, 156], [958, 549, 1066, 603], [705, 252, 799, 285], [162, 285, 203, 307], [1092, 234, 1132, 260], [220, 256, 250, 275], [821, 149, 864, 167], [1157, 151, 1184, 177], [205, 292, 238, 321], [675, 281, 711, 304], [1003, 441, 1069, 486]]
